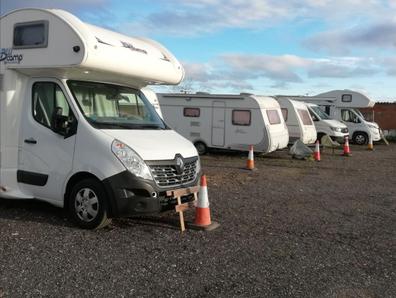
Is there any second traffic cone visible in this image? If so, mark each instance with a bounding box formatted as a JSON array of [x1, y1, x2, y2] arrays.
[[193, 175, 219, 231], [194, 175, 211, 226], [367, 135, 374, 151], [246, 145, 255, 170], [313, 140, 321, 161], [342, 136, 351, 156]]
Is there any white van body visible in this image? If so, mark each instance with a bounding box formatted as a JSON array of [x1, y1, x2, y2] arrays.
[[157, 93, 289, 154], [288, 90, 381, 145], [0, 9, 200, 228], [276, 98, 317, 144]]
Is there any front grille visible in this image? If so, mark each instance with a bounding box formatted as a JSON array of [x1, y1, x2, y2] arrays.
[[341, 128, 348, 133], [149, 159, 198, 188]]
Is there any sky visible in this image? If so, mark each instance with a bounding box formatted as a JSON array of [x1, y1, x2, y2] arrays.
[[1, 0, 396, 101]]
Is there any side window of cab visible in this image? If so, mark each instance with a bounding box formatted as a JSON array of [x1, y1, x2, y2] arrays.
[[32, 82, 77, 134]]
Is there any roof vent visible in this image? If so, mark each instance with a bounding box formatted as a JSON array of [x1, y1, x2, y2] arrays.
[[196, 91, 210, 95], [240, 92, 253, 96]]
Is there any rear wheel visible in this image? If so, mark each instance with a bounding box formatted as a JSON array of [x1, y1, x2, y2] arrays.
[[353, 132, 368, 145], [68, 178, 111, 229], [194, 141, 207, 155]]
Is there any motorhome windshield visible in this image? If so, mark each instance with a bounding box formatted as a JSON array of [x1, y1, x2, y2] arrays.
[[67, 81, 167, 129], [310, 106, 330, 120], [353, 108, 365, 119]]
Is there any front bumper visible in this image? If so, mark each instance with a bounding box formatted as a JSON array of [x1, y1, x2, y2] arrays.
[[102, 170, 199, 217]]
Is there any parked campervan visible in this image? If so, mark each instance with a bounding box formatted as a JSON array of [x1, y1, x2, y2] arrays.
[[0, 8, 200, 229], [290, 90, 381, 145], [305, 103, 348, 143], [156, 92, 289, 154], [275, 98, 316, 144]]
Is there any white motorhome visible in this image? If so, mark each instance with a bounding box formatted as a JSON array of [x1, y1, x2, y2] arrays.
[[0, 8, 201, 229], [157, 92, 289, 154], [290, 90, 380, 145], [276, 97, 317, 144]]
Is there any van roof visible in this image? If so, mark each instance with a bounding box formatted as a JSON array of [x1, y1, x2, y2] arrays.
[[0, 8, 184, 87]]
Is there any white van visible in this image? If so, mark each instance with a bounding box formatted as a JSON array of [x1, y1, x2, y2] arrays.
[[305, 103, 349, 143], [276, 97, 317, 144], [156, 92, 289, 154], [0, 8, 200, 229]]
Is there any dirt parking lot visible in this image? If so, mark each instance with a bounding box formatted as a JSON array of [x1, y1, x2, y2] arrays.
[[0, 143, 395, 297]]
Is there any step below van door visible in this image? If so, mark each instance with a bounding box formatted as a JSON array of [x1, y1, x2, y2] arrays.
[[18, 79, 77, 204]]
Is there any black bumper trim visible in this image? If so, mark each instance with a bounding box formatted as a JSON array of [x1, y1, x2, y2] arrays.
[[102, 170, 199, 217]]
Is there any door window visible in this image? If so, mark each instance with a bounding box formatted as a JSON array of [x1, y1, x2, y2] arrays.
[[32, 82, 74, 129], [341, 109, 360, 123]]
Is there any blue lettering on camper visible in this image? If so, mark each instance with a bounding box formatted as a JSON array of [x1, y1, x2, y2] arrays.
[[0, 48, 23, 64]]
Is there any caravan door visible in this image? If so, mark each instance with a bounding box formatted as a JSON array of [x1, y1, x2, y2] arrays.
[[18, 79, 77, 205], [212, 101, 226, 146]]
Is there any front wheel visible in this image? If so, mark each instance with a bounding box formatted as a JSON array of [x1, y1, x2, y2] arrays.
[[353, 132, 368, 145], [69, 178, 111, 229], [194, 141, 207, 155]]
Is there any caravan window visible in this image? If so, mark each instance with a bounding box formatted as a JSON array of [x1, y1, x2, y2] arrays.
[[184, 108, 200, 117], [266, 110, 281, 125], [297, 109, 313, 125], [14, 21, 49, 49], [281, 108, 288, 121], [232, 110, 251, 126], [342, 94, 352, 102], [32, 82, 74, 129]]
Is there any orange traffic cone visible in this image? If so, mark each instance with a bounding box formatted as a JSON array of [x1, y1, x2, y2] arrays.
[[246, 145, 255, 170], [313, 140, 321, 161], [192, 175, 219, 231], [367, 135, 374, 151], [342, 136, 351, 156]]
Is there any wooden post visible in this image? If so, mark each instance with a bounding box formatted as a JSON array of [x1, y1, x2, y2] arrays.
[[167, 186, 199, 232]]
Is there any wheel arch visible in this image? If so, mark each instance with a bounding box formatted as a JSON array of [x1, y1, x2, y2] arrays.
[[64, 172, 115, 217]]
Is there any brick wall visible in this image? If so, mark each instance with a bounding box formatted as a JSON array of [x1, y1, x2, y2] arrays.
[[360, 103, 396, 130]]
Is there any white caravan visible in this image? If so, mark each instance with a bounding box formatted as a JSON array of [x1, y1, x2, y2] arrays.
[[276, 98, 317, 144], [0, 8, 200, 229], [290, 90, 380, 145], [157, 92, 289, 154]]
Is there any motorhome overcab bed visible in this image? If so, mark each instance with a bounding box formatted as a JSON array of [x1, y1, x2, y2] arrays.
[[157, 92, 289, 154], [0, 8, 200, 229], [275, 97, 316, 144]]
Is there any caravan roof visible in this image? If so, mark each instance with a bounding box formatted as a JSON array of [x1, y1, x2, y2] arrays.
[[159, 93, 281, 110], [0, 8, 184, 87]]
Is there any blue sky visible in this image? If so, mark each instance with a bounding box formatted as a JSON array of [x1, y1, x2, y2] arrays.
[[2, 0, 396, 101]]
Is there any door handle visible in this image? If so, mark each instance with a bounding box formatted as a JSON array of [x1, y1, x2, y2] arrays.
[[24, 138, 37, 144]]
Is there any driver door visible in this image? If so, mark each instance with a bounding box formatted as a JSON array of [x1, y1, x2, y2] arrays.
[[18, 79, 77, 204]]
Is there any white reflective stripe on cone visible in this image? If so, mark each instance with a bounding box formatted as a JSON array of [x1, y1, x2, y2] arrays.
[[197, 187, 209, 208]]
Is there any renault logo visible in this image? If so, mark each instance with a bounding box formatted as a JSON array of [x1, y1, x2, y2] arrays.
[[175, 155, 185, 175]]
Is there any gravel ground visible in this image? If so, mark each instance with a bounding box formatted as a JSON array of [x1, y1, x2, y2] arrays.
[[0, 143, 395, 297]]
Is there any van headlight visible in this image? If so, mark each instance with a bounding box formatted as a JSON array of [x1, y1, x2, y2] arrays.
[[111, 140, 152, 180], [331, 127, 342, 132]]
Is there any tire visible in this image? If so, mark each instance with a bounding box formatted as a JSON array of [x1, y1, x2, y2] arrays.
[[317, 133, 325, 144], [353, 132, 368, 145], [68, 178, 111, 229], [194, 141, 207, 155]]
